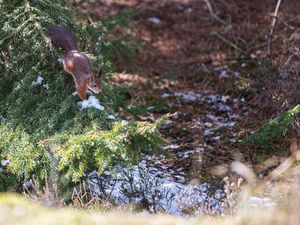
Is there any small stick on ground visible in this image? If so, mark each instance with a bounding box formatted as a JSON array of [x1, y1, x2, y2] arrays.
[[272, 15, 296, 31], [203, 0, 227, 26], [267, 0, 282, 57], [210, 31, 246, 55]]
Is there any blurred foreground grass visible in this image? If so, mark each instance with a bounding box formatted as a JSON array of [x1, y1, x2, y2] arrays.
[[0, 194, 298, 225]]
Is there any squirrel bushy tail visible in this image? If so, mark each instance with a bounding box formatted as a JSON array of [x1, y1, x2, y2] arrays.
[[46, 24, 77, 53]]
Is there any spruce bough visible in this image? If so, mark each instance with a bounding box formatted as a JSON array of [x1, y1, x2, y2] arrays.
[[0, 1, 165, 191]]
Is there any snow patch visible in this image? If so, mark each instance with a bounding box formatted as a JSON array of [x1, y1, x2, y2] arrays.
[[107, 115, 116, 120], [86, 157, 223, 215], [43, 84, 49, 90], [162, 92, 201, 101], [164, 144, 180, 149], [174, 92, 201, 101], [219, 69, 229, 78], [176, 148, 203, 158], [78, 96, 105, 111], [148, 17, 162, 25], [32, 76, 44, 86], [186, 7, 193, 13], [1, 159, 9, 166], [204, 122, 213, 128], [23, 179, 34, 189], [241, 63, 247, 68]]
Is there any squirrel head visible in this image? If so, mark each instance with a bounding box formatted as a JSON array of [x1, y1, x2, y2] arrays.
[[87, 67, 102, 94]]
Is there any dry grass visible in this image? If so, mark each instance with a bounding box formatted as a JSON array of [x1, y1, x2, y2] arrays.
[[0, 190, 299, 225]]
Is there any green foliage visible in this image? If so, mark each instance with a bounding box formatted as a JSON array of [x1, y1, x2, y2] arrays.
[[0, 0, 79, 135], [244, 104, 300, 148], [0, 1, 165, 190], [0, 124, 50, 190], [0, 172, 18, 192], [50, 120, 165, 182], [0, 0, 134, 136]]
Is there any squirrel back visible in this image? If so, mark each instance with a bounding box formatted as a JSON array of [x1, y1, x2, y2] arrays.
[[46, 24, 77, 53]]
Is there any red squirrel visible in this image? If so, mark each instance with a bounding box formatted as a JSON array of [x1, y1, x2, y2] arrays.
[[46, 24, 102, 100]]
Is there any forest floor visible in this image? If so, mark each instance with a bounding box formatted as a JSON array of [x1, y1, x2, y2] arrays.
[[72, 0, 300, 214]]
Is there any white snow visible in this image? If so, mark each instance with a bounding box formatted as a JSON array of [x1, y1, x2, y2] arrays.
[[206, 114, 236, 128], [107, 115, 116, 120], [186, 7, 193, 13], [221, 95, 230, 102], [78, 96, 105, 111], [148, 17, 162, 25], [57, 58, 64, 64], [164, 144, 180, 149], [176, 148, 203, 159], [162, 92, 201, 101], [233, 71, 240, 77], [174, 92, 201, 101], [86, 157, 223, 215], [206, 114, 219, 122], [241, 63, 247, 68], [1, 159, 9, 166], [211, 136, 220, 141], [43, 84, 49, 90], [32, 76, 44, 86], [204, 128, 214, 136], [219, 69, 229, 78], [162, 93, 171, 98], [23, 179, 34, 189], [163, 120, 173, 126], [197, 93, 246, 144], [204, 122, 213, 128]]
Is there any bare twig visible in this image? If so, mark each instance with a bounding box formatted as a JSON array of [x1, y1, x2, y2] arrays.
[[267, 0, 282, 57], [247, 39, 281, 53], [210, 31, 246, 54], [275, 15, 296, 30], [203, 0, 227, 26]]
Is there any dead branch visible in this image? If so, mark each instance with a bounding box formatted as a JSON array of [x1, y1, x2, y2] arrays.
[[203, 0, 227, 26], [275, 15, 296, 31], [267, 0, 282, 57], [210, 31, 246, 54]]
